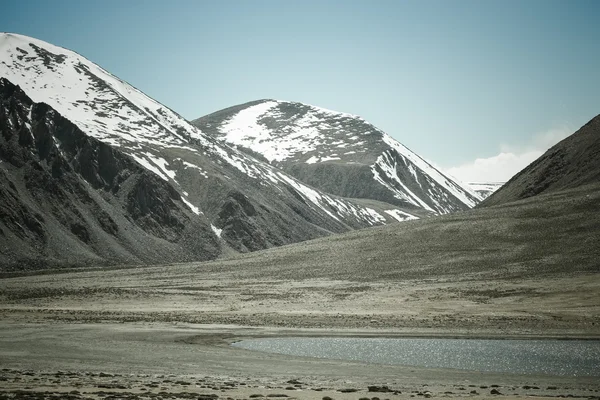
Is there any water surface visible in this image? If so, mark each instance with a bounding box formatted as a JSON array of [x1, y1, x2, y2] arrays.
[[232, 337, 600, 376]]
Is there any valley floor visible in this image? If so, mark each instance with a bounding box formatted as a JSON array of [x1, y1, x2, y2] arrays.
[[1, 262, 599, 400]]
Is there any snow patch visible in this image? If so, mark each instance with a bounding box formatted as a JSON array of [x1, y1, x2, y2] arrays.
[[182, 197, 202, 215], [468, 182, 504, 192], [130, 154, 169, 181], [211, 224, 223, 238], [179, 159, 209, 178], [145, 152, 176, 180], [380, 134, 480, 209], [384, 209, 418, 222], [468, 182, 504, 199], [372, 151, 435, 212], [320, 156, 341, 162]]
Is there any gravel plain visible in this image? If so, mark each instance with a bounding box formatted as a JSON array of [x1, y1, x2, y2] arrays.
[[1, 185, 599, 399]]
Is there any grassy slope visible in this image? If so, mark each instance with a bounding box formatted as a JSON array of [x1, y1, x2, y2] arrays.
[[2, 183, 598, 336], [482, 114, 600, 207], [210, 182, 600, 282], [4, 183, 598, 282]]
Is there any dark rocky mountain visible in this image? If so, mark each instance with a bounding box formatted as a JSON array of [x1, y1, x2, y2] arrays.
[[0, 77, 220, 269], [1, 33, 443, 269], [193, 100, 482, 215], [482, 115, 600, 207]]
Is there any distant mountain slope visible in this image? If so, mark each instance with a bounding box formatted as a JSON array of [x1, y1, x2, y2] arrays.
[[468, 182, 504, 199], [193, 100, 481, 215], [0, 33, 419, 268], [482, 115, 600, 207]]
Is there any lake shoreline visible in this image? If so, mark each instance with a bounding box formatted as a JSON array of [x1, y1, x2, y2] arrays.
[[231, 336, 600, 377], [1, 256, 599, 399], [1, 322, 599, 400]]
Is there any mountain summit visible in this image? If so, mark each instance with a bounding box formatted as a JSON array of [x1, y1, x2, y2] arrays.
[[193, 100, 481, 215], [1, 33, 481, 269], [0, 33, 436, 268]]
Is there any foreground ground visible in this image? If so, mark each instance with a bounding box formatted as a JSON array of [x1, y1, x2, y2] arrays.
[[1, 185, 599, 399], [1, 266, 598, 400], [0, 322, 599, 400]]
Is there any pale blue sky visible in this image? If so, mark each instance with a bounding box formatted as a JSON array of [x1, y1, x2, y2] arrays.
[[2, 0, 599, 180]]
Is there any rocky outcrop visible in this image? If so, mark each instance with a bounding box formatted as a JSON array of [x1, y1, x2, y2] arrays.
[[0, 78, 220, 270]]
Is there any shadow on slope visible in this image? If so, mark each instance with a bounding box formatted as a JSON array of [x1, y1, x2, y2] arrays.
[[0, 78, 220, 270], [482, 114, 600, 207]]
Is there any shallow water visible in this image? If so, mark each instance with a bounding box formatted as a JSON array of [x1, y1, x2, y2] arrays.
[[232, 337, 600, 376]]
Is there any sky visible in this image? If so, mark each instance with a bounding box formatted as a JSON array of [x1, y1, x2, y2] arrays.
[[1, 0, 599, 182]]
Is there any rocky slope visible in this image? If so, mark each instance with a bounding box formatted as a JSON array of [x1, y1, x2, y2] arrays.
[[193, 100, 482, 215], [0, 33, 429, 269], [482, 114, 600, 207], [0, 77, 220, 269]]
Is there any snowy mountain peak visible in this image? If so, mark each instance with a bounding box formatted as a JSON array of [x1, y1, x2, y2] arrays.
[[212, 99, 369, 163], [3, 33, 431, 265], [194, 100, 481, 214], [0, 32, 205, 149]]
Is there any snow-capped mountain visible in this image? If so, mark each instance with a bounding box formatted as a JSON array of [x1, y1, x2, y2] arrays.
[[193, 100, 481, 214], [0, 77, 220, 268], [0, 33, 423, 268], [468, 182, 504, 200]]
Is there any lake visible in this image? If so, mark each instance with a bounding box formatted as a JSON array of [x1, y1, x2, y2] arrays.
[[232, 337, 600, 376]]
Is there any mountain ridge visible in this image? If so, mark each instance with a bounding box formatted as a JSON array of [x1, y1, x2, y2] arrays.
[[481, 114, 600, 207], [2, 32, 469, 269], [193, 99, 481, 215], [0, 77, 221, 269]]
